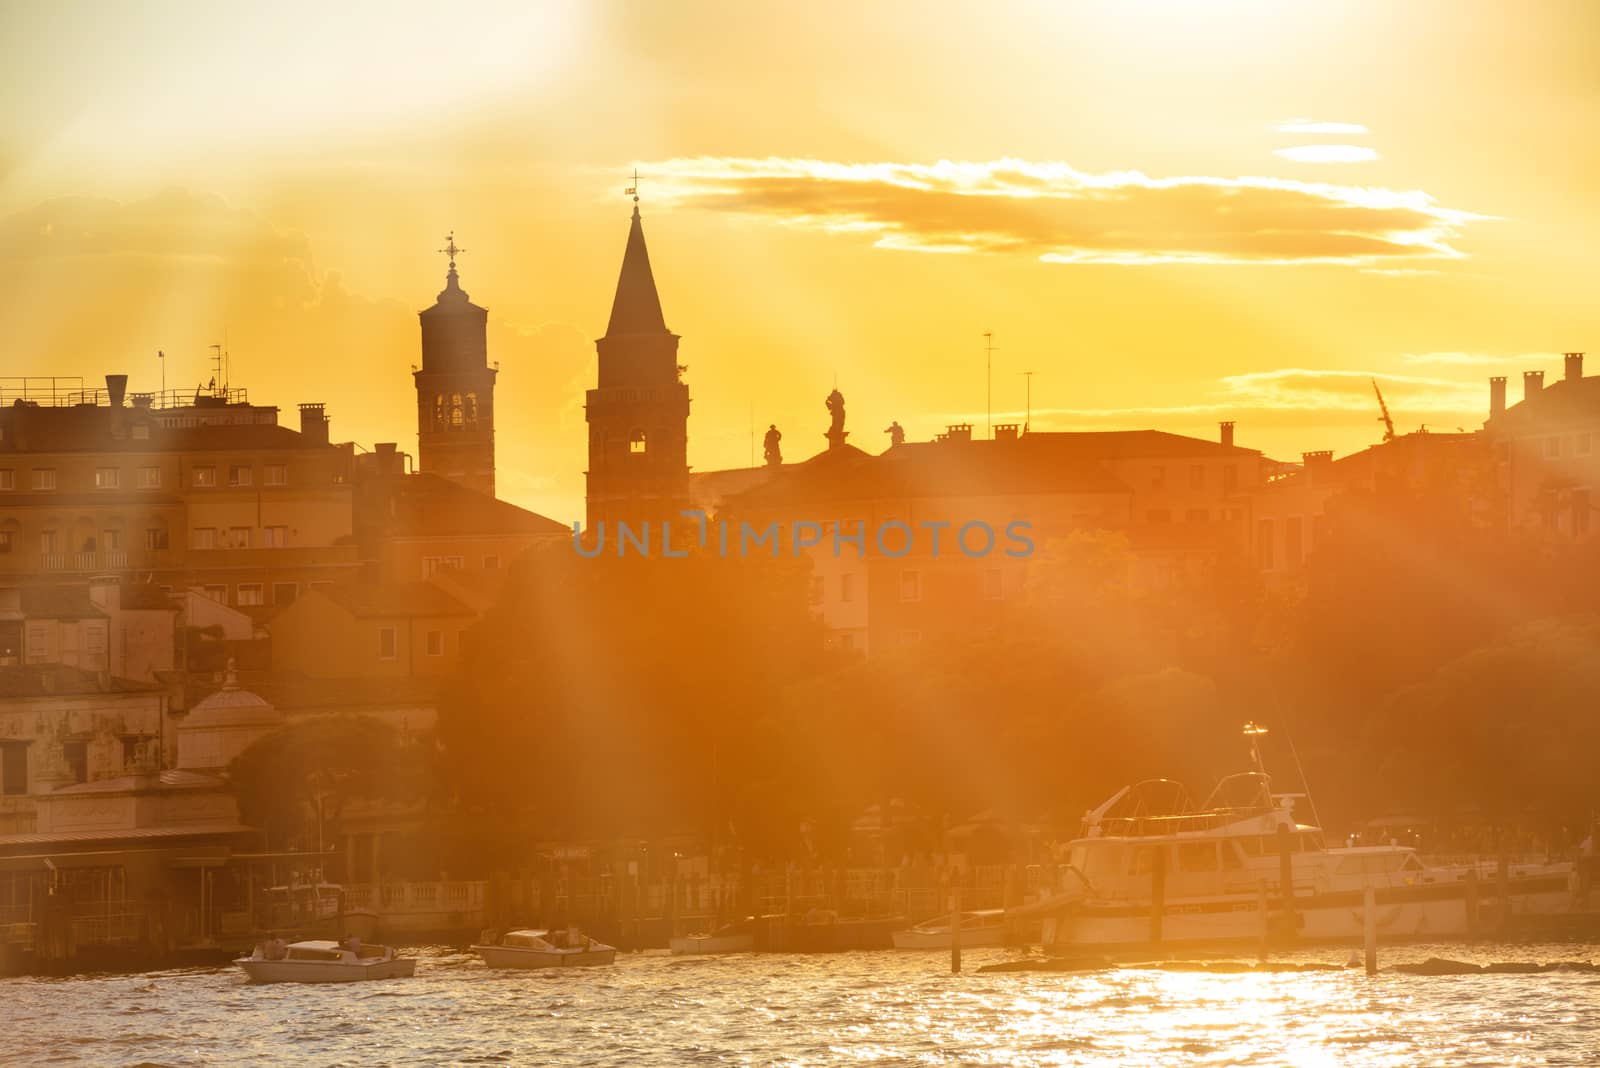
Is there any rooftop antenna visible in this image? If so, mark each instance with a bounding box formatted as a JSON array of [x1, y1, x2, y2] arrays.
[[983, 331, 997, 439], [157, 350, 165, 402], [1021, 369, 1034, 433], [209, 344, 225, 397], [749, 402, 755, 468]]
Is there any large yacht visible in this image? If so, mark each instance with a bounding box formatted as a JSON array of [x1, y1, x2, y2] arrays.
[[1016, 725, 1575, 952]]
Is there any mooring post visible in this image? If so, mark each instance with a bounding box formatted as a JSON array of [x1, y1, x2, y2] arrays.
[[1363, 885, 1378, 975], [1276, 823, 1296, 944], [951, 884, 962, 974], [1496, 838, 1511, 935], [1149, 846, 1166, 946], [1256, 880, 1270, 963], [1464, 869, 1480, 937]]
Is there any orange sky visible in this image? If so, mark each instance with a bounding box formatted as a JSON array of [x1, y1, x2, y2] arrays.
[[2, 0, 1597, 520]]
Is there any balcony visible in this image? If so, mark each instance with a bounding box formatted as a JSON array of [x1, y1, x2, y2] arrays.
[[40, 553, 66, 571], [105, 549, 128, 568], [34, 550, 131, 572]]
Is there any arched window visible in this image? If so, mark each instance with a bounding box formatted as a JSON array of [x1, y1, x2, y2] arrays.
[[629, 430, 648, 455], [434, 394, 445, 430], [465, 392, 478, 424], [449, 393, 464, 428]]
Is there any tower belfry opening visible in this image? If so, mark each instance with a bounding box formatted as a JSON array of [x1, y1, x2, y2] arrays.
[[414, 232, 497, 498]]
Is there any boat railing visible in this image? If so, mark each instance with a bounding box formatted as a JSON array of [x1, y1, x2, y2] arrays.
[[1095, 805, 1276, 838]]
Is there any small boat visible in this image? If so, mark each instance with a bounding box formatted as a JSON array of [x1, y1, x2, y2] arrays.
[[473, 928, 617, 969], [892, 909, 1008, 949], [235, 939, 415, 984], [670, 916, 758, 955]]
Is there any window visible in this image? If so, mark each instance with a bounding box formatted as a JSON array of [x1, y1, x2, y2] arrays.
[[263, 525, 287, 548], [898, 629, 922, 646], [1, 742, 26, 796], [422, 555, 464, 576], [1223, 463, 1238, 494], [121, 736, 142, 768], [425, 630, 443, 656], [94, 467, 120, 489], [264, 464, 287, 486], [1574, 490, 1591, 538], [483, 555, 500, 570], [62, 741, 87, 785], [40, 530, 58, 554], [840, 573, 855, 603], [983, 569, 1003, 601], [900, 570, 921, 602], [1189, 464, 1204, 490], [1578, 433, 1593, 456], [272, 582, 297, 605], [102, 529, 121, 551], [33, 469, 56, 491], [227, 527, 251, 549], [192, 466, 216, 487], [1286, 517, 1304, 568], [378, 627, 398, 660], [449, 393, 465, 428], [145, 528, 169, 551], [202, 585, 227, 604], [236, 583, 264, 606], [0, 469, 13, 490], [0, 531, 10, 554], [137, 466, 161, 488], [228, 465, 252, 487], [629, 430, 648, 454], [1545, 437, 1561, 459], [808, 576, 824, 605], [191, 528, 216, 550], [1185, 508, 1207, 523], [1177, 842, 1219, 872], [131, 424, 149, 440]]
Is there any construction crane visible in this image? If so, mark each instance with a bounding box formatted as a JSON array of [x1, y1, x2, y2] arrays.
[[1371, 378, 1396, 443]]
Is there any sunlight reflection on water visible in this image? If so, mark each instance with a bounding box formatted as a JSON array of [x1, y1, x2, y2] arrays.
[[1, 941, 1596, 1066]]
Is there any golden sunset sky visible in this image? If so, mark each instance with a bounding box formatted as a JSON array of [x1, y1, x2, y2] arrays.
[[2, 0, 1597, 519]]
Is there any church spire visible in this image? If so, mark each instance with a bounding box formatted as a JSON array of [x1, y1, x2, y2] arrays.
[[605, 197, 669, 338]]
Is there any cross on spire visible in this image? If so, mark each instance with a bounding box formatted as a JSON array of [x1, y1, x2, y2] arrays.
[[439, 231, 465, 270], [625, 168, 640, 204]]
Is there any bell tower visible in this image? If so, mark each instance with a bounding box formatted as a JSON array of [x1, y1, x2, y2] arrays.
[[415, 234, 497, 498], [585, 194, 690, 528]]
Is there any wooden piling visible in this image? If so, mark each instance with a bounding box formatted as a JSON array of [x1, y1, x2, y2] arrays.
[[1149, 847, 1166, 946], [1363, 885, 1377, 975], [1464, 870, 1480, 937], [1276, 824, 1296, 944], [1495, 841, 1511, 935], [950, 886, 962, 974], [1256, 881, 1270, 962]]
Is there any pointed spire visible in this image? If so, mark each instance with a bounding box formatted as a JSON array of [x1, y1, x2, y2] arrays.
[[605, 205, 669, 337]]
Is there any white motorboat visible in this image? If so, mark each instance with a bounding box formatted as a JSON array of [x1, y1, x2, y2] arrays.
[[235, 939, 416, 983], [670, 917, 758, 955], [892, 909, 1007, 950], [473, 928, 618, 969], [1015, 724, 1575, 952]]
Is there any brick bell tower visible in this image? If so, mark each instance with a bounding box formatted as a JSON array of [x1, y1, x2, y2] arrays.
[[585, 193, 690, 528], [415, 233, 497, 498]]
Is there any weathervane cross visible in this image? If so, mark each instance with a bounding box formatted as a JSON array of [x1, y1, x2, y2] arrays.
[[626, 168, 640, 203], [439, 231, 464, 269]]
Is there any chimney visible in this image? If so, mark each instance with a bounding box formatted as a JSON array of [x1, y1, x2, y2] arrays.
[[993, 423, 1019, 443], [1302, 450, 1334, 479], [1523, 370, 1544, 402], [1489, 376, 1507, 418], [299, 403, 329, 445], [1564, 352, 1584, 382], [944, 423, 973, 443], [375, 441, 401, 476], [105, 374, 128, 407], [1219, 421, 1235, 448]]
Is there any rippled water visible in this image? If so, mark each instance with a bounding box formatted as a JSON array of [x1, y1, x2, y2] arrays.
[[3, 941, 1597, 1066]]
